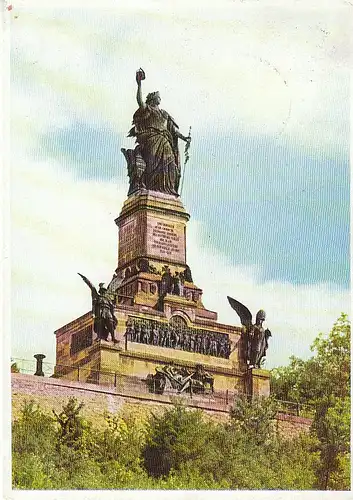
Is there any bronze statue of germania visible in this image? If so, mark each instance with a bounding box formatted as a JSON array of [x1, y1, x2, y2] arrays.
[[121, 68, 191, 196]]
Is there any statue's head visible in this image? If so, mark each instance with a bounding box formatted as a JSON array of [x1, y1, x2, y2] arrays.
[[256, 309, 266, 323], [146, 91, 161, 106]]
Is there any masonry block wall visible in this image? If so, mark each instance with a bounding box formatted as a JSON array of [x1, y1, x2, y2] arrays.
[[11, 373, 312, 439]]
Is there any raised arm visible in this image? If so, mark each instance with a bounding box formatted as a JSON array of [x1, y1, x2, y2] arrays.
[[136, 81, 145, 108], [136, 68, 145, 108]]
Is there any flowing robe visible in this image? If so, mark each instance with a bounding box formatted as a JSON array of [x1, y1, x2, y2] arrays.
[[250, 324, 267, 367], [132, 105, 181, 195]]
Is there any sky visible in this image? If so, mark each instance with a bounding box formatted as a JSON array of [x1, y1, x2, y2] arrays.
[[7, 0, 351, 372]]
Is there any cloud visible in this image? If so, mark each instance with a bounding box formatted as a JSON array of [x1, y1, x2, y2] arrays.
[[10, 3, 350, 154], [37, 121, 125, 182], [187, 221, 350, 367], [11, 155, 126, 364]]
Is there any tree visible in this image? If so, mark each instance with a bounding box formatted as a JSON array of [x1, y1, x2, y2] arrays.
[[270, 356, 308, 402], [270, 314, 350, 490], [313, 395, 350, 489], [53, 397, 89, 450], [12, 400, 58, 488], [229, 396, 278, 446], [310, 313, 350, 400], [12, 400, 57, 459], [91, 411, 146, 483], [142, 402, 218, 478]]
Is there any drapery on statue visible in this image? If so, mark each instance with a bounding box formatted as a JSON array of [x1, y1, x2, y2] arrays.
[[121, 68, 191, 196], [78, 273, 118, 343], [227, 296, 272, 368]]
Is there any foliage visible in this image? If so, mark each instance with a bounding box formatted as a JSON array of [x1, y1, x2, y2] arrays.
[[218, 398, 318, 490], [12, 315, 350, 490], [12, 400, 57, 459], [12, 401, 57, 489], [271, 313, 350, 404], [11, 397, 327, 490], [143, 402, 219, 477], [11, 362, 20, 373], [271, 313, 350, 490], [53, 397, 90, 451], [270, 356, 307, 402], [12, 453, 55, 489], [91, 412, 146, 476], [213, 432, 319, 490], [311, 313, 350, 400], [229, 396, 278, 445], [158, 465, 229, 490], [313, 395, 350, 490]]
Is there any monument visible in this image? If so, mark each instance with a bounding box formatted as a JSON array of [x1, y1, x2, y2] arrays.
[[54, 69, 271, 399]]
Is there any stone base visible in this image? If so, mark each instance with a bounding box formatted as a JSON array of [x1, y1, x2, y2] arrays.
[[55, 340, 244, 394], [54, 304, 244, 395], [244, 368, 270, 398], [113, 189, 208, 311], [12, 373, 312, 438], [100, 343, 243, 393], [115, 190, 190, 270], [53, 188, 261, 401]]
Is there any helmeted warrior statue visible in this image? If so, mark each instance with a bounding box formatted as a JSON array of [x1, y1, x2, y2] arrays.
[[227, 296, 272, 368], [121, 68, 191, 196], [78, 273, 119, 343]]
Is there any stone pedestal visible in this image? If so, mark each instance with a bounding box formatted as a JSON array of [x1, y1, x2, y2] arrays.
[[244, 368, 270, 398], [112, 190, 214, 315], [113, 190, 202, 311], [54, 189, 263, 400], [115, 190, 189, 269]]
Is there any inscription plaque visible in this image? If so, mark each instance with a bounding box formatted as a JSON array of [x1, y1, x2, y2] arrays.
[[147, 219, 185, 263]]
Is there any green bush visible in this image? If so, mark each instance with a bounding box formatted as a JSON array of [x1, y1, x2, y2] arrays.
[[12, 398, 322, 490], [143, 402, 219, 478], [12, 453, 54, 489], [229, 395, 278, 445], [12, 315, 350, 490], [271, 313, 351, 490]]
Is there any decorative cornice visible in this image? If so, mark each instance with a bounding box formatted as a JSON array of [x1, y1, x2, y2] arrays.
[[54, 312, 92, 337], [115, 196, 190, 226]]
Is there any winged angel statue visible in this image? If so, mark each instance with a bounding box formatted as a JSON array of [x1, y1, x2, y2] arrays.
[[78, 273, 121, 343], [227, 296, 272, 368]]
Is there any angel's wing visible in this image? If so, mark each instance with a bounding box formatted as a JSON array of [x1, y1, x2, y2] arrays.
[[127, 126, 136, 137], [227, 296, 253, 328], [78, 273, 99, 300], [105, 273, 123, 303], [106, 273, 123, 294]]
